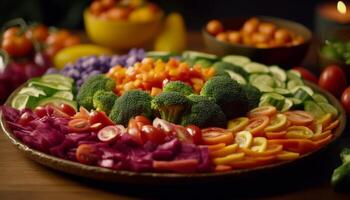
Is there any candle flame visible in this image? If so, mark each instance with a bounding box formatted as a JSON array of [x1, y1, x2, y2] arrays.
[[337, 1, 347, 14]]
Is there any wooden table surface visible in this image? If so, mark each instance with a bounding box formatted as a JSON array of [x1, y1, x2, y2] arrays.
[[1, 32, 350, 200]]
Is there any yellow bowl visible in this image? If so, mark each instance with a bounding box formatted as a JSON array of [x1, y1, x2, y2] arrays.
[[84, 9, 163, 50]]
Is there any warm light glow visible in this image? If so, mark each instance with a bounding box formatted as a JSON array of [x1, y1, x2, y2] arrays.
[[337, 1, 347, 14]]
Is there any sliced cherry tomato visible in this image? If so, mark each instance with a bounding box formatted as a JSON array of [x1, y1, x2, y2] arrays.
[[141, 125, 166, 144], [341, 87, 350, 114], [235, 130, 253, 148], [134, 115, 151, 128], [76, 144, 100, 165], [214, 165, 232, 172], [264, 114, 287, 132], [213, 152, 245, 165], [285, 111, 314, 126], [60, 104, 76, 116], [153, 159, 199, 173], [308, 123, 322, 135], [89, 111, 115, 127], [317, 113, 332, 128], [268, 139, 317, 154], [245, 116, 270, 136], [313, 134, 332, 147], [18, 111, 34, 126], [68, 118, 90, 132], [51, 105, 71, 118], [310, 130, 332, 141], [186, 125, 202, 144], [174, 125, 194, 143], [127, 118, 143, 144], [229, 158, 258, 169], [250, 137, 268, 153], [203, 143, 226, 152], [152, 118, 175, 135], [249, 155, 277, 165], [227, 117, 249, 133], [202, 128, 234, 145], [73, 107, 90, 120], [319, 65, 347, 98], [34, 106, 48, 118], [26, 24, 49, 42], [276, 151, 300, 161], [98, 125, 126, 142], [265, 131, 287, 139], [248, 106, 277, 117], [286, 126, 314, 139], [210, 144, 238, 158], [292, 67, 318, 84]]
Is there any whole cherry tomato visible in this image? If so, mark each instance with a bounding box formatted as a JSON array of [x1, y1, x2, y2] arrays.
[[292, 67, 318, 84], [185, 125, 202, 145], [141, 125, 166, 144], [89, 111, 115, 127], [60, 104, 76, 116], [127, 118, 144, 144], [25, 25, 49, 42], [319, 65, 347, 97], [1, 27, 33, 57], [134, 115, 151, 128], [341, 87, 350, 114], [63, 36, 80, 47], [76, 144, 100, 165]]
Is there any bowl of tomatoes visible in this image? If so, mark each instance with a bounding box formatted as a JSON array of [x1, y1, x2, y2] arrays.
[[84, 0, 164, 50], [202, 16, 312, 67]]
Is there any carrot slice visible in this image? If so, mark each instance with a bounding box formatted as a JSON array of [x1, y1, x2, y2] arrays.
[[214, 165, 232, 172]]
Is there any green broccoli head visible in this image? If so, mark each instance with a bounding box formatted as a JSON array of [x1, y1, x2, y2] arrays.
[[163, 81, 194, 96], [77, 75, 115, 110], [92, 90, 118, 115], [151, 91, 191, 123], [109, 90, 152, 126], [187, 94, 214, 103], [181, 98, 227, 128], [242, 84, 262, 110], [200, 76, 248, 119]]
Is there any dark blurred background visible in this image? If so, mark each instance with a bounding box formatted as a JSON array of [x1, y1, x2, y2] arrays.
[[0, 0, 326, 30]]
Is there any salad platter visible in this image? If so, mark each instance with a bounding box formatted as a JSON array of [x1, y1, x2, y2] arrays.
[[0, 50, 346, 184]]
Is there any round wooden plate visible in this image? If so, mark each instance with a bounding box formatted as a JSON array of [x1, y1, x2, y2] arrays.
[[0, 81, 346, 184]]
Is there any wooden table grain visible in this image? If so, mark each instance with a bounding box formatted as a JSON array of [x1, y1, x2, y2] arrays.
[[1, 32, 350, 200]]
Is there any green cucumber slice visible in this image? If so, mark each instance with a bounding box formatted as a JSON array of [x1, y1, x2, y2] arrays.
[[269, 65, 287, 82], [318, 102, 338, 118], [293, 88, 312, 102], [29, 81, 71, 96], [18, 87, 46, 97], [244, 62, 269, 74], [287, 79, 304, 90], [146, 51, 174, 61], [304, 100, 326, 119], [222, 55, 251, 67], [281, 98, 293, 112], [274, 88, 291, 96], [52, 91, 74, 101], [312, 93, 329, 103], [195, 59, 213, 68], [260, 93, 285, 110], [287, 70, 302, 80], [250, 74, 275, 92], [225, 70, 247, 84], [11, 94, 40, 110], [291, 86, 314, 96], [37, 97, 77, 111], [182, 51, 218, 61]]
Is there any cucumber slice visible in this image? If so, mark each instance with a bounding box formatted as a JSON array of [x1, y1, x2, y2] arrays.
[[37, 97, 78, 111], [260, 93, 285, 110], [293, 88, 312, 102], [212, 61, 249, 78], [291, 86, 314, 96], [29, 81, 71, 96], [318, 102, 338, 118], [11, 94, 40, 110], [287, 70, 302, 80], [225, 70, 247, 84], [182, 51, 218, 61], [146, 51, 174, 61], [274, 88, 291, 96], [41, 74, 74, 84], [304, 100, 326, 119], [52, 91, 74, 101], [18, 87, 46, 97], [312, 93, 329, 103], [250, 74, 275, 92], [244, 62, 269, 74], [274, 79, 286, 88], [269, 65, 287, 82], [222, 55, 251, 67], [195, 59, 213, 68], [281, 98, 293, 112], [287, 79, 304, 90]]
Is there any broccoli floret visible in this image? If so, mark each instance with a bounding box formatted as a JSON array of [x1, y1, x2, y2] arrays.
[[163, 81, 194, 96], [200, 76, 248, 119], [77, 75, 115, 110], [181, 98, 227, 128], [242, 84, 262, 110], [109, 90, 152, 126], [92, 90, 118, 114], [151, 91, 191, 123], [187, 94, 213, 103]]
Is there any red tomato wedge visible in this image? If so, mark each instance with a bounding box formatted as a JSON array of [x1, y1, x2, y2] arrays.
[[284, 111, 314, 126], [89, 111, 115, 127], [73, 107, 90, 120], [201, 128, 234, 145], [60, 104, 76, 116], [153, 159, 199, 173], [141, 125, 166, 144], [68, 118, 90, 132], [248, 106, 277, 117], [245, 116, 270, 136]]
